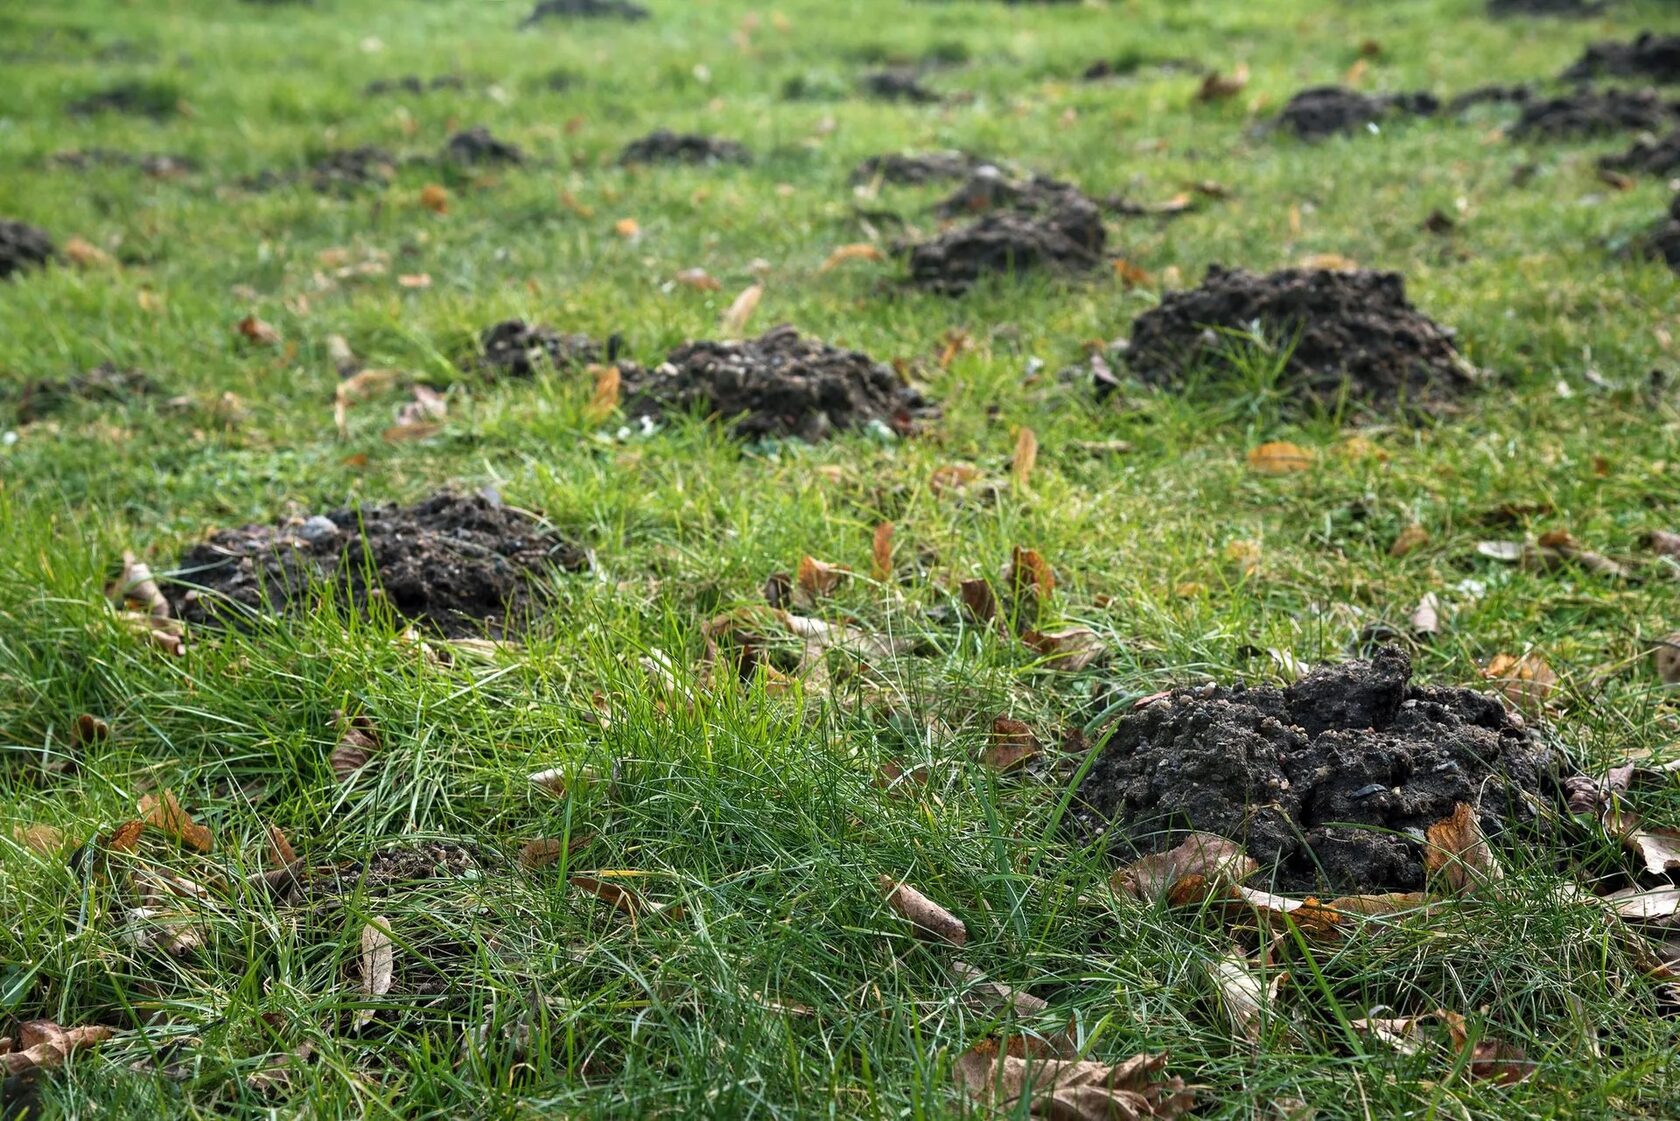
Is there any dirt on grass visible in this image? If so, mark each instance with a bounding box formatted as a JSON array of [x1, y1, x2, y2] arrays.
[[1125, 264, 1477, 414], [1563, 32, 1680, 83], [617, 129, 751, 166], [473, 319, 603, 378], [443, 127, 525, 166], [1446, 84, 1533, 112], [850, 151, 993, 186], [1274, 86, 1440, 140], [164, 492, 589, 638], [1601, 130, 1680, 175], [905, 175, 1107, 294], [933, 167, 1091, 219], [520, 0, 649, 26], [244, 147, 399, 193], [1488, 0, 1607, 14], [1072, 647, 1559, 895], [1637, 195, 1680, 275], [9, 363, 157, 423], [860, 68, 940, 103], [66, 80, 179, 118], [1510, 88, 1680, 138], [49, 148, 196, 177], [619, 324, 936, 441], [365, 74, 465, 96], [0, 219, 54, 279]]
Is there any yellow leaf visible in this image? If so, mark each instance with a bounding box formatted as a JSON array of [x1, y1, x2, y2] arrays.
[[64, 236, 114, 268], [1298, 253, 1360, 272], [1012, 427, 1038, 487], [871, 522, 894, 580], [819, 243, 884, 272], [614, 217, 641, 240], [720, 282, 764, 338], [1246, 441, 1314, 474], [140, 789, 214, 853], [1113, 258, 1153, 288], [674, 267, 721, 291], [587, 363, 621, 423], [419, 184, 449, 214]]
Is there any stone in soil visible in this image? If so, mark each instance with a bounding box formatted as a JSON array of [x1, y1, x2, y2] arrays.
[[905, 175, 1107, 294], [1564, 32, 1680, 83], [618, 324, 936, 442], [1274, 86, 1440, 140], [617, 129, 751, 166], [365, 74, 464, 96], [443, 126, 525, 166], [164, 491, 589, 638], [1126, 264, 1477, 415], [0, 219, 54, 279], [520, 0, 649, 26], [66, 80, 179, 118], [49, 148, 196, 177], [473, 319, 602, 378], [1072, 647, 1559, 895], [1510, 88, 1680, 139], [1601, 130, 1680, 175], [860, 68, 940, 103], [850, 150, 993, 186], [10, 363, 157, 423]]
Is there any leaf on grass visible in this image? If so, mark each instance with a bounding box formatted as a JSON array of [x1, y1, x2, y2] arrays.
[[880, 875, 967, 946], [1021, 627, 1104, 671], [1194, 65, 1248, 103], [73, 713, 110, 748], [384, 384, 447, 441], [951, 962, 1074, 1058], [266, 823, 297, 868], [0, 1022, 115, 1075], [1005, 546, 1055, 623], [929, 462, 984, 495], [103, 820, 145, 853], [1535, 529, 1631, 579], [961, 578, 1002, 628], [236, 315, 280, 347], [528, 764, 608, 798], [1012, 427, 1039, 487], [720, 282, 764, 338], [1210, 950, 1284, 1045], [139, 789, 213, 853], [12, 824, 68, 856], [953, 1043, 1194, 1121], [1113, 832, 1257, 900], [420, 184, 449, 213], [1468, 1039, 1537, 1085], [330, 711, 379, 781], [571, 874, 684, 922], [1297, 253, 1360, 272], [1423, 803, 1502, 894], [1410, 592, 1441, 637], [1390, 524, 1429, 558], [1246, 441, 1313, 475], [1654, 631, 1680, 686], [982, 717, 1040, 774], [1475, 540, 1525, 562], [614, 217, 640, 239], [109, 551, 171, 619], [1350, 1013, 1429, 1056], [1482, 652, 1557, 712], [64, 236, 114, 268], [587, 363, 621, 422], [871, 522, 894, 580], [1648, 529, 1680, 561], [1605, 885, 1680, 924], [797, 555, 851, 599], [819, 242, 884, 271], [356, 919, 394, 1028], [1113, 259, 1153, 288], [518, 834, 594, 870], [674, 267, 720, 290], [1607, 810, 1680, 876]]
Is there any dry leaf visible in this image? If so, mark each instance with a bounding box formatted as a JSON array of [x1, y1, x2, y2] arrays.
[[1483, 652, 1557, 712], [398, 272, 431, 288], [674, 266, 720, 290], [1476, 540, 1525, 563], [586, 363, 622, 423], [356, 919, 394, 1028], [1297, 253, 1360, 272], [1609, 811, 1680, 876], [953, 1044, 1193, 1121], [961, 578, 1002, 628], [720, 282, 764, 338], [420, 184, 449, 213], [63, 236, 114, 268], [1536, 529, 1631, 579], [1410, 592, 1441, 637], [1195, 64, 1249, 103], [109, 551, 170, 618], [1648, 529, 1680, 560], [1012, 427, 1039, 487], [139, 789, 213, 853], [518, 835, 593, 869], [236, 315, 280, 347], [1021, 627, 1104, 671], [0, 1022, 115, 1075], [1605, 885, 1680, 923], [1468, 1039, 1536, 1085], [1113, 259, 1153, 288], [104, 820, 145, 853], [572, 874, 685, 921], [952, 961, 1051, 1019], [1246, 441, 1314, 475], [1351, 1014, 1429, 1056], [819, 242, 884, 271], [1113, 832, 1257, 899], [330, 711, 379, 781], [1390, 524, 1429, 558], [266, 823, 297, 868], [880, 875, 967, 946], [930, 463, 984, 495], [528, 763, 608, 798], [1423, 803, 1503, 894], [1656, 632, 1680, 686], [797, 556, 851, 599], [12, 823, 68, 856], [871, 522, 894, 581], [982, 716, 1040, 774], [1211, 950, 1284, 1045], [392, 384, 447, 430], [73, 712, 110, 749], [613, 217, 640, 239]]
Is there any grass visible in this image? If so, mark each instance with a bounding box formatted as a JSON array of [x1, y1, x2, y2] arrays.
[[3, 0, 1680, 1116]]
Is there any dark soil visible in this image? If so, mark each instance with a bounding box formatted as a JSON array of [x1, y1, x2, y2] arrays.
[[850, 151, 992, 186], [0, 219, 54, 279], [1510, 88, 1680, 139], [1489, 0, 1606, 14], [365, 74, 464, 96], [9, 363, 157, 423], [163, 492, 589, 638], [1637, 195, 1680, 275], [617, 129, 751, 167], [520, 0, 649, 26], [1072, 647, 1559, 895], [1274, 86, 1440, 140], [932, 168, 1091, 219], [49, 148, 196, 177], [1126, 264, 1477, 414], [244, 147, 399, 194], [905, 176, 1107, 294], [473, 319, 602, 378], [443, 126, 525, 166], [1564, 33, 1680, 83], [619, 324, 936, 442], [1601, 130, 1680, 175], [271, 841, 486, 909], [860, 68, 940, 103], [1082, 55, 1202, 81], [66, 80, 179, 118], [1447, 84, 1533, 112]]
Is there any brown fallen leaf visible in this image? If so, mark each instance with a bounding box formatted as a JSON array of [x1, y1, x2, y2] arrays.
[[674, 266, 721, 290], [139, 789, 213, 854], [1113, 832, 1258, 899], [518, 834, 594, 870], [982, 716, 1041, 774], [1, 1021, 115, 1075], [1607, 810, 1680, 876], [397, 273, 431, 288], [819, 242, 884, 271], [1606, 885, 1680, 924], [63, 236, 114, 268], [951, 962, 1074, 1057], [420, 183, 449, 214], [73, 712, 110, 749], [1210, 950, 1285, 1045], [1390, 524, 1430, 558], [953, 1043, 1194, 1121], [266, 823, 297, 868], [391, 384, 447, 432], [880, 875, 967, 946], [1482, 651, 1558, 713], [571, 874, 684, 921], [236, 315, 280, 347], [720, 281, 764, 338], [1653, 631, 1680, 686], [614, 217, 640, 240], [1005, 547, 1055, 620], [12, 823, 68, 856], [1343, 58, 1368, 87], [797, 555, 851, 599], [109, 551, 171, 619], [104, 820, 145, 853], [1423, 803, 1502, 894], [961, 578, 1003, 629], [333, 367, 403, 436], [1021, 627, 1104, 671], [1351, 1013, 1430, 1056], [356, 919, 394, 1029], [528, 763, 610, 798], [1195, 64, 1249, 103], [1246, 441, 1314, 475], [1298, 253, 1360, 272], [1647, 529, 1680, 561], [330, 711, 379, 781], [587, 363, 621, 422], [871, 521, 894, 581], [1535, 529, 1630, 579], [1410, 592, 1441, 637], [1112, 259, 1153, 288], [1012, 426, 1039, 487], [1468, 1039, 1537, 1085]]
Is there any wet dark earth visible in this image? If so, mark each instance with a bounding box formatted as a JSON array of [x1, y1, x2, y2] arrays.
[[905, 173, 1106, 294], [1511, 87, 1680, 138], [0, 219, 55, 279], [443, 127, 525, 166], [618, 129, 750, 166], [1563, 32, 1680, 83], [1274, 86, 1440, 140], [1073, 647, 1559, 895], [473, 319, 603, 378], [520, 0, 649, 27], [49, 148, 197, 177], [1601, 129, 1680, 175], [8, 363, 158, 423], [243, 146, 399, 193], [850, 151, 993, 186]]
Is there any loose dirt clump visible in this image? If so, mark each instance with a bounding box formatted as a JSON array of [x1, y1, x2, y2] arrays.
[[1489, 0, 1607, 14], [617, 129, 751, 167], [49, 148, 195, 177], [473, 319, 602, 378], [932, 167, 1093, 219], [1564, 33, 1680, 83], [10, 364, 157, 423], [1447, 84, 1533, 112], [0, 219, 55, 279], [1126, 264, 1477, 414], [1601, 130, 1680, 176], [1072, 647, 1559, 895], [1082, 55, 1202, 81], [244, 147, 399, 194], [619, 324, 936, 442], [365, 74, 464, 96], [850, 151, 992, 186], [164, 492, 589, 638], [443, 126, 525, 166], [1274, 86, 1440, 140], [520, 0, 649, 26], [860, 68, 940, 103], [905, 176, 1107, 294], [1510, 88, 1680, 139], [66, 79, 180, 118], [1637, 195, 1680, 275]]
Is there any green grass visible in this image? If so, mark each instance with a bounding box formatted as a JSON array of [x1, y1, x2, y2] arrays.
[[4, 0, 1680, 1116]]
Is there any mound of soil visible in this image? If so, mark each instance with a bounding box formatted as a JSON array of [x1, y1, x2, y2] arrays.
[[443, 127, 525, 166], [1275, 86, 1440, 140], [1637, 195, 1680, 274], [1126, 265, 1477, 414], [0, 219, 54, 279], [1489, 0, 1607, 14], [365, 74, 464, 96], [1601, 130, 1680, 175], [474, 319, 602, 378], [617, 129, 750, 167], [244, 147, 398, 194], [906, 176, 1106, 294], [619, 324, 936, 441], [933, 167, 1092, 219], [1447, 84, 1533, 112], [520, 0, 649, 26], [1072, 647, 1559, 895], [1564, 33, 1680, 83], [861, 68, 939, 103], [850, 150, 992, 186], [66, 80, 179, 118], [11, 364, 157, 423], [49, 148, 195, 177], [164, 492, 589, 638], [1510, 88, 1680, 138], [1082, 56, 1202, 81]]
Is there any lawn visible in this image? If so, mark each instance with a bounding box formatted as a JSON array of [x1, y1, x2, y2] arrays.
[[3, 0, 1680, 1117]]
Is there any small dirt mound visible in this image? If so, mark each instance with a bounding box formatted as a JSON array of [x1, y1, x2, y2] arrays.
[[520, 0, 648, 25], [0, 219, 54, 279], [443, 126, 525, 166], [1511, 88, 1680, 139], [1275, 86, 1439, 140], [1489, 0, 1607, 14], [860, 68, 940, 103], [617, 129, 751, 167], [905, 174, 1106, 295], [1637, 195, 1680, 275], [365, 74, 464, 96], [850, 151, 992, 186], [49, 148, 195, 177], [1564, 33, 1680, 83], [244, 147, 398, 194], [1082, 55, 1202, 81], [619, 324, 936, 442], [1447, 84, 1533, 112], [474, 319, 602, 378], [932, 167, 1089, 219], [165, 492, 589, 638], [66, 80, 179, 118], [1601, 130, 1680, 175], [1072, 647, 1559, 895], [10, 364, 157, 423], [1126, 264, 1476, 414]]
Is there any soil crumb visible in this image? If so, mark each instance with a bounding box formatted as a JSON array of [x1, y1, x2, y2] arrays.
[[1275, 86, 1439, 140], [244, 147, 399, 194], [932, 167, 1091, 219], [164, 492, 589, 638], [365, 74, 464, 96], [850, 150, 993, 186], [1072, 647, 1558, 895], [1082, 55, 1202, 81], [619, 324, 936, 442], [1510, 88, 1680, 139], [0, 219, 54, 280], [860, 68, 940, 103], [49, 148, 195, 177], [443, 126, 525, 166], [1489, 0, 1606, 13], [1637, 194, 1680, 274], [905, 174, 1106, 294], [1601, 130, 1680, 175], [520, 0, 649, 26], [1564, 33, 1680, 83], [1126, 264, 1477, 414], [66, 79, 179, 118], [1447, 84, 1533, 112], [617, 129, 751, 167], [10, 363, 157, 423], [474, 319, 602, 378]]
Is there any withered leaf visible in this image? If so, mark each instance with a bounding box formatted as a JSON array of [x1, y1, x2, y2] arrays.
[[1648, 529, 1680, 561], [880, 875, 967, 946], [587, 363, 621, 422], [1194, 65, 1248, 103], [871, 522, 894, 581], [236, 315, 281, 347], [356, 919, 394, 1028], [982, 716, 1040, 774], [571, 874, 685, 922], [720, 282, 764, 338], [1246, 441, 1313, 475], [1655, 631, 1680, 686], [1608, 811, 1680, 876], [674, 266, 720, 290], [1113, 832, 1257, 899], [953, 1044, 1193, 1121], [73, 713, 110, 748], [518, 834, 594, 869], [1021, 627, 1104, 671], [12, 823, 68, 856], [1482, 652, 1557, 712], [819, 242, 884, 271], [109, 551, 171, 619], [796, 555, 851, 599], [1410, 592, 1441, 637], [1210, 950, 1284, 1045], [1012, 427, 1039, 487], [420, 183, 449, 213], [266, 823, 297, 868], [1, 1022, 115, 1075], [330, 710, 379, 781], [1423, 803, 1503, 894], [1390, 524, 1429, 558], [104, 819, 145, 853], [139, 789, 213, 853]]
